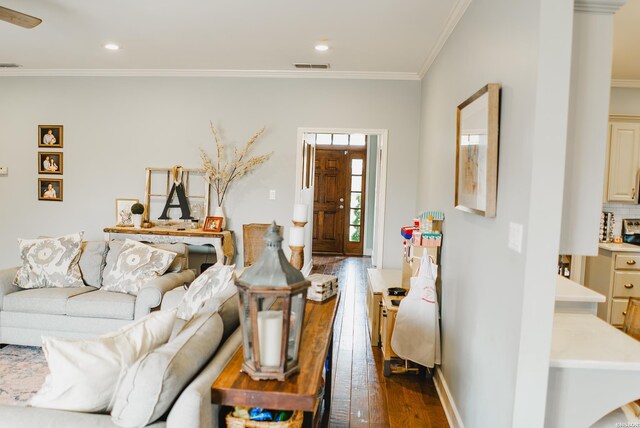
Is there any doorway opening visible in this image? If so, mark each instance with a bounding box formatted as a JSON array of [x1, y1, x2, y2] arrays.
[[295, 128, 388, 267]]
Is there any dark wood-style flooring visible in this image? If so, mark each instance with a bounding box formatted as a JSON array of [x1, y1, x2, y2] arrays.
[[311, 255, 448, 428]]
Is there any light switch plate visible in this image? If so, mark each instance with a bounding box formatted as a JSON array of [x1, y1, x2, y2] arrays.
[[509, 222, 523, 253], [269, 190, 276, 200], [0, 167, 7, 176]]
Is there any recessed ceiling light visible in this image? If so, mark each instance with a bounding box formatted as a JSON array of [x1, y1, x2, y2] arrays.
[[314, 43, 329, 52], [104, 43, 120, 51]]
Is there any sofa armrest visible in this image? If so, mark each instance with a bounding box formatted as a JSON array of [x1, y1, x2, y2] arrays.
[[0, 405, 165, 427], [166, 328, 243, 428], [135, 270, 196, 319], [0, 267, 20, 309]]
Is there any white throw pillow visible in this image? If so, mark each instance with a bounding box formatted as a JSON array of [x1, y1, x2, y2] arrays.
[[176, 264, 235, 320], [111, 311, 224, 428], [30, 309, 177, 413], [14, 233, 85, 289], [102, 240, 176, 295]]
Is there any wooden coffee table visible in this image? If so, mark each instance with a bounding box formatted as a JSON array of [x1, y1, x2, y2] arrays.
[[211, 293, 340, 427]]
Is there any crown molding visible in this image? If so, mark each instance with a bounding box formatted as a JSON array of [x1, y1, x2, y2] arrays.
[[0, 68, 421, 80], [574, 0, 626, 13], [611, 79, 640, 88], [418, 0, 472, 79]]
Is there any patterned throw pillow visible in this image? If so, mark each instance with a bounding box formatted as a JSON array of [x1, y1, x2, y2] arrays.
[[176, 265, 235, 320], [102, 240, 176, 296], [14, 233, 85, 289]]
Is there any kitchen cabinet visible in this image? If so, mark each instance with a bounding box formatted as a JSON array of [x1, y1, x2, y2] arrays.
[[605, 118, 640, 202], [584, 244, 640, 326]]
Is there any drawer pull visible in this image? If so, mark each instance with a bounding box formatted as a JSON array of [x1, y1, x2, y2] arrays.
[[625, 283, 635, 289], [624, 311, 628, 316], [628, 260, 637, 265]]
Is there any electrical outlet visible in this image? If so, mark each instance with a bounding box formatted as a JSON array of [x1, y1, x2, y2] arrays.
[[269, 190, 276, 200], [508, 222, 523, 253], [0, 167, 7, 176]]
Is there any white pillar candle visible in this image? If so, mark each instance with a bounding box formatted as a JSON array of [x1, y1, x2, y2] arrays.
[[289, 226, 305, 247], [257, 310, 283, 367], [293, 203, 308, 223]]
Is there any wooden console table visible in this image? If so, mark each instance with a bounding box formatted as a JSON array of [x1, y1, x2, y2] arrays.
[[103, 226, 234, 266], [211, 294, 340, 427]]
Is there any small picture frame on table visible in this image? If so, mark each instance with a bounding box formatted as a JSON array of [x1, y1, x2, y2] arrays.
[[38, 152, 63, 174], [38, 125, 63, 148], [203, 216, 223, 232], [38, 178, 63, 202], [115, 198, 139, 227]]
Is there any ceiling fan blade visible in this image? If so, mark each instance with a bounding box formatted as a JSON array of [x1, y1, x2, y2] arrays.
[[0, 6, 42, 29]]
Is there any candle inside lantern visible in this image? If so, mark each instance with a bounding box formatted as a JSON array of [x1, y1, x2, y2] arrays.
[[257, 310, 283, 367], [289, 226, 305, 247], [293, 203, 308, 223]]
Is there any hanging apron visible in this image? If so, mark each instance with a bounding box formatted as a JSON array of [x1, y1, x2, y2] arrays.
[[391, 252, 441, 368]]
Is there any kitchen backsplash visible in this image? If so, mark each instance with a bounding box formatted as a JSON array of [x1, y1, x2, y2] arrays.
[[603, 202, 640, 236]]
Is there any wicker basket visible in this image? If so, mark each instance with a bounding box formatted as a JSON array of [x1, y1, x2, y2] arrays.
[[225, 410, 303, 428]]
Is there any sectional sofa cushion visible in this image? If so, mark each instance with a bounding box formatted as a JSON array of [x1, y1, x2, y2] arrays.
[[3, 286, 96, 315], [102, 240, 176, 296], [111, 311, 224, 427], [30, 309, 177, 413], [14, 233, 85, 289], [66, 289, 136, 320], [176, 265, 235, 321], [78, 241, 108, 287]]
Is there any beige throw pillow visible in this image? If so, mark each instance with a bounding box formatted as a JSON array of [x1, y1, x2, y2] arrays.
[[30, 309, 177, 413], [175, 265, 235, 321], [110, 311, 224, 427], [14, 233, 85, 289], [102, 240, 176, 295]]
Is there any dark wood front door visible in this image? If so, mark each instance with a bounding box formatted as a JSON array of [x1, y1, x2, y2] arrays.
[[313, 149, 346, 253]]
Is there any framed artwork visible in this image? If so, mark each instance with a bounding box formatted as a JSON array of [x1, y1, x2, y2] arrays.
[[38, 152, 63, 174], [38, 125, 63, 148], [115, 198, 139, 226], [455, 83, 501, 217], [38, 178, 63, 202], [203, 216, 223, 232]]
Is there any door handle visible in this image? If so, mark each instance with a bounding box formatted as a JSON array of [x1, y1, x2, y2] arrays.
[[628, 260, 637, 265], [339, 205, 344, 209], [339, 197, 344, 202], [625, 283, 635, 289]]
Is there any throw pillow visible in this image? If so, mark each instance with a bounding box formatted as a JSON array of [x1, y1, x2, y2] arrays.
[[111, 310, 224, 427], [14, 233, 85, 289], [30, 309, 177, 413], [175, 264, 235, 321], [105, 241, 185, 275], [102, 240, 176, 295]]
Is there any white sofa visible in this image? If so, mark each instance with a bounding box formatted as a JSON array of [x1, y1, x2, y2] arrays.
[[0, 240, 195, 346]]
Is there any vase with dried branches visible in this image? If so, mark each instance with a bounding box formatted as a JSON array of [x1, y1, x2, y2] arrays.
[[200, 122, 272, 229]]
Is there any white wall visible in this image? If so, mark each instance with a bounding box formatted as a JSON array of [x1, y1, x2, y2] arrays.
[[364, 135, 378, 254], [418, 0, 573, 425], [0, 76, 420, 269]]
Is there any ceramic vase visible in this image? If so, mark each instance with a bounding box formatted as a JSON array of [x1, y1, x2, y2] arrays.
[[132, 214, 143, 228], [214, 205, 226, 230]]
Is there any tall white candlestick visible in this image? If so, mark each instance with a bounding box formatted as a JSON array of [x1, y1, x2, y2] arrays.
[[257, 310, 283, 367], [289, 226, 305, 247], [293, 203, 308, 223]]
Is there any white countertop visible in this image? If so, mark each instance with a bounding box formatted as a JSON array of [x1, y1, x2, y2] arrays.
[[550, 313, 640, 370], [555, 275, 605, 303], [599, 242, 640, 252]]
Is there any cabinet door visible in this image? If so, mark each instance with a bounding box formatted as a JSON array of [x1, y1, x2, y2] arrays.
[[607, 123, 640, 202]]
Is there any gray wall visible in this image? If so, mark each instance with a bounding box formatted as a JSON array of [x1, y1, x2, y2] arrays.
[[0, 77, 420, 269], [417, 0, 548, 424], [364, 135, 377, 254]]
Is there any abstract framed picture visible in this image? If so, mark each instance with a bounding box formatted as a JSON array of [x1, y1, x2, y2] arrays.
[[455, 83, 501, 217], [38, 178, 63, 202], [38, 125, 63, 148], [115, 198, 139, 226], [38, 152, 63, 174]]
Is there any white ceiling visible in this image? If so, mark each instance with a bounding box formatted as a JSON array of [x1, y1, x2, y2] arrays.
[[613, 0, 640, 80], [0, 0, 468, 77]]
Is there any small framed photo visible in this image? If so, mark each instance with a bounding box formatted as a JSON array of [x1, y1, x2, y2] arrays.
[[38, 152, 63, 174], [38, 178, 63, 202], [115, 198, 139, 226], [203, 216, 223, 232], [38, 125, 63, 148]]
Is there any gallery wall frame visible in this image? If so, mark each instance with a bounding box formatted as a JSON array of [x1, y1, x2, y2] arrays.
[[38, 152, 63, 174], [38, 178, 63, 202], [38, 125, 63, 148]]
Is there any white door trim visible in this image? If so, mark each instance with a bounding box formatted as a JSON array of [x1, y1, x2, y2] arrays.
[[295, 127, 389, 268]]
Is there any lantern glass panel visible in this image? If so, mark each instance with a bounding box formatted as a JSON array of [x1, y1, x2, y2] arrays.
[[286, 292, 306, 370], [239, 291, 253, 364]]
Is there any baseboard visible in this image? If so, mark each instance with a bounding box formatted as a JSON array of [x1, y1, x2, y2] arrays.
[[302, 259, 313, 277], [434, 366, 464, 428]]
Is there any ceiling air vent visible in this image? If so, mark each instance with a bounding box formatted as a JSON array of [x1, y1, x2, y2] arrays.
[[0, 63, 21, 68], [293, 63, 330, 70]]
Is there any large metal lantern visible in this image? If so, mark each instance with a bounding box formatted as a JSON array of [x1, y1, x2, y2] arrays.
[[236, 222, 310, 381]]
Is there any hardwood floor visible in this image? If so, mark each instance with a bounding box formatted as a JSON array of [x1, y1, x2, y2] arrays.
[[312, 255, 448, 428]]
